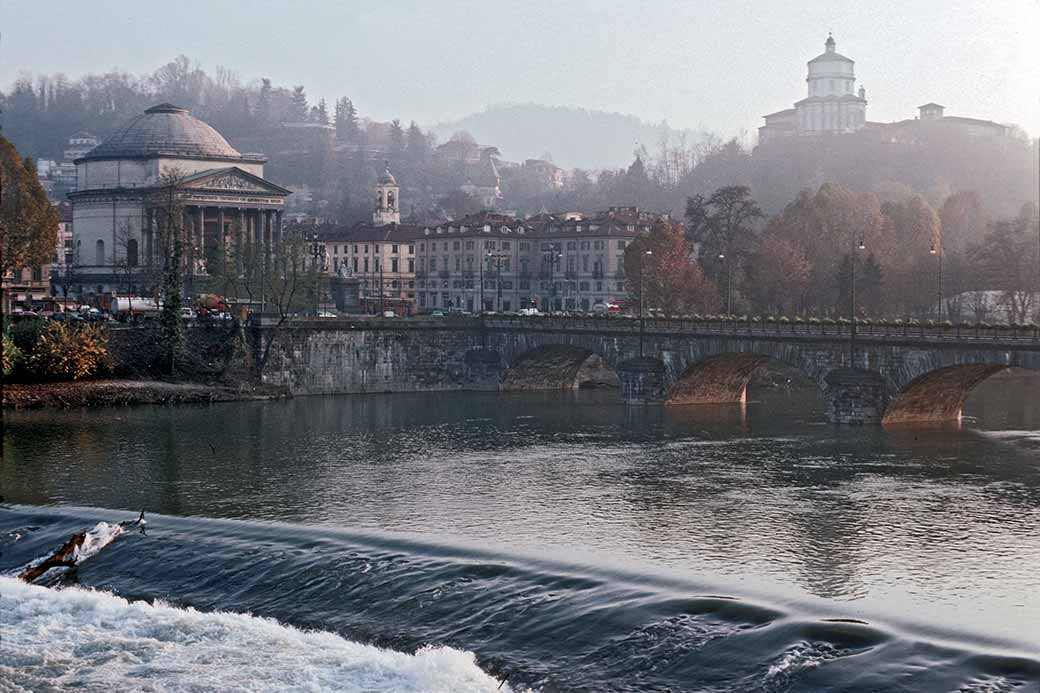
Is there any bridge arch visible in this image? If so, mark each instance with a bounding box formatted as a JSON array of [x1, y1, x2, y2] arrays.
[[883, 364, 1011, 424], [501, 344, 620, 392]]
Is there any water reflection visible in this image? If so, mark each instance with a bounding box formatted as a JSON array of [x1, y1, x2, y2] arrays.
[[3, 373, 1039, 645]]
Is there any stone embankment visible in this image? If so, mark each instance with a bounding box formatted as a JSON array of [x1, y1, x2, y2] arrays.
[[2, 380, 287, 410]]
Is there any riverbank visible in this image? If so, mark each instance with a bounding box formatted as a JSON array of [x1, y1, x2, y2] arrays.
[[1, 379, 289, 410]]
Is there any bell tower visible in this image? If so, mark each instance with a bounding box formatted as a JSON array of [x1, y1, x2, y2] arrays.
[[373, 161, 400, 226]]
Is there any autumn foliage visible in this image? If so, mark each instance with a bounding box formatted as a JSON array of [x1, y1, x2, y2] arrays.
[[624, 220, 719, 315]]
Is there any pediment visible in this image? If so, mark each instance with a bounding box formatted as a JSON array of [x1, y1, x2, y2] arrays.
[[179, 167, 290, 196]]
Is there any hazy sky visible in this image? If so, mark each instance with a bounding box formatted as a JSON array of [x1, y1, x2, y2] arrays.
[[3, 0, 1038, 137]]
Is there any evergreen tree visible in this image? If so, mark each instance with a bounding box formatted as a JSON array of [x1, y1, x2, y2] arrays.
[[316, 98, 329, 125], [334, 97, 359, 142], [290, 85, 308, 122], [405, 121, 428, 162], [389, 119, 405, 155]]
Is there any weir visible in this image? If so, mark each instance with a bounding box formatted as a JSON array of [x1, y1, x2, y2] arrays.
[[252, 316, 1040, 425]]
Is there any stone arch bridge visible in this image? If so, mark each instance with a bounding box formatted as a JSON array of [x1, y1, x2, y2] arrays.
[[254, 316, 1040, 425]]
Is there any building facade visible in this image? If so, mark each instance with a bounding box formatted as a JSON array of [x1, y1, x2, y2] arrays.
[[69, 103, 290, 297], [304, 172, 660, 314]]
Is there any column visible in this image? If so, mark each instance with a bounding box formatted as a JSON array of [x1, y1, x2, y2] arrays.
[[145, 208, 154, 265], [196, 206, 205, 276], [218, 207, 226, 271]]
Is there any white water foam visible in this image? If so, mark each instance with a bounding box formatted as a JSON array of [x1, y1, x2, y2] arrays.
[[0, 577, 519, 692]]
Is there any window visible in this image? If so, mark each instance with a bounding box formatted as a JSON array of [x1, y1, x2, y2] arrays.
[[487, 240, 496, 250], [466, 240, 474, 250], [408, 244, 414, 255], [502, 241, 511, 250], [391, 258, 399, 272], [519, 242, 529, 251], [364, 258, 369, 272], [582, 256, 589, 272], [455, 257, 461, 271], [616, 282, 624, 291], [419, 243, 425, 252], [579, 281, 589, 291], [566, 241, 576, 250], [408, 259, 414, 273], [430, 258, 437, 271], [354, 244, 359, 253], [596, 281, 603, 292], [617, 240, 627, 249], [580, 241, 590, 250], [353, 257, 359, 272], [31, 266, 42, 281], [126, 239, 138, 267], [96, 239, 105, 265], [364, 244, 369, 254], [453, 241, 461, 250]]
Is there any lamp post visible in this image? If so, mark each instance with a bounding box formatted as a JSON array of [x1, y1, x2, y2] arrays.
[[850, 238, 865, 363], [311, 233, 321, 316], [639, 249, 652, 358], [543, 244, 561, 313], [930, 239, 943, 322], [479, 250, 485, 315], [717, 252, 732, 314], [378, 246, 385, 315], [486, 250, 508, 312]]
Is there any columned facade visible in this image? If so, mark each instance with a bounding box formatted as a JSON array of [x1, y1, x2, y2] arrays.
[[70, 103, 289, 298]]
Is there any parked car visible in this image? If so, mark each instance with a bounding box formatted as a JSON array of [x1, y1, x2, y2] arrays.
[[382, 310, 398, 318], [430, 310, 445, 317], [180, 307, 198, 321], [519, 307, 540, 316]]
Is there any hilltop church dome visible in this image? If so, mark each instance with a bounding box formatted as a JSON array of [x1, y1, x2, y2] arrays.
[[80, 103, 242, 161]]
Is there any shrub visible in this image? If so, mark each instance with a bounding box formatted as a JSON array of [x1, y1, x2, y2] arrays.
[[25, 322, 110, 381], [2, 332, 22, 376]]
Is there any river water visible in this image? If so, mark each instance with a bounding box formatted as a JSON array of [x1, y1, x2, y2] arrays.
[[2, 374, 1039, 692]]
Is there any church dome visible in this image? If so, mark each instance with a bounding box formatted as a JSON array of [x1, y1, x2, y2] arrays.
[[80, 103, 243, 161]]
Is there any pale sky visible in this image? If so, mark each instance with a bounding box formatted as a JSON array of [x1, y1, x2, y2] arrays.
[[3, 0, 1038, 137]]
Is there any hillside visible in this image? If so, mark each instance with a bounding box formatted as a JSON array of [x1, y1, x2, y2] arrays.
[[433, 103, 708, 170]]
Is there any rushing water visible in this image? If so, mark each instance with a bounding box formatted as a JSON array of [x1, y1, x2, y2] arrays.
[[2, 373, 1039, 692]]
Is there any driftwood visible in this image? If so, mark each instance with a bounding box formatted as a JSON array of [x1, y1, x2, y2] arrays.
[[17, 511, 146, 584]]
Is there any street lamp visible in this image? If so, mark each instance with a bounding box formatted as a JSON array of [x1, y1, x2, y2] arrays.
[[930, 240, 943, 322], [718, 252, 732, 314], [311, 233, 321, 316], [850, 238, 865, 363], [639, 249, 652, 358], [486, 250, 508, 312], [542, 244, 561, 313]]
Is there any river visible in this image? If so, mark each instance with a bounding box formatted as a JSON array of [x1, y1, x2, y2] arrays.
[[2, 373, 1039, 692]]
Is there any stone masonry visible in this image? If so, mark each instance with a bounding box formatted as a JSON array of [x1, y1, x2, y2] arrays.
[[253, 317, 1040, 425]]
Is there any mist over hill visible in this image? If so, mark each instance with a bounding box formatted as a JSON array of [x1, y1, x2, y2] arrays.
[[433, 103, 709, 170]]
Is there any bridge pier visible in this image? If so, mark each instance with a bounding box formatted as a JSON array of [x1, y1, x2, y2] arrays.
[[823, 368, 889, 425], [617, 357, 668, 404]]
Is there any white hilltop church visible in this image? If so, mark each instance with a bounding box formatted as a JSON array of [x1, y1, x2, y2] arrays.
[[759, 34, 868, 143], [759, 35, 1009, 145]]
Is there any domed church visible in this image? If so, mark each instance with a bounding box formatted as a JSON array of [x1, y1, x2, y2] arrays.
[[70, 103, 290, 296], [759, 34, 868, 144]]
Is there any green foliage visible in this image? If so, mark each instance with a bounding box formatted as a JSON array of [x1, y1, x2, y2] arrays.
[[2, 331, 22, 376]]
